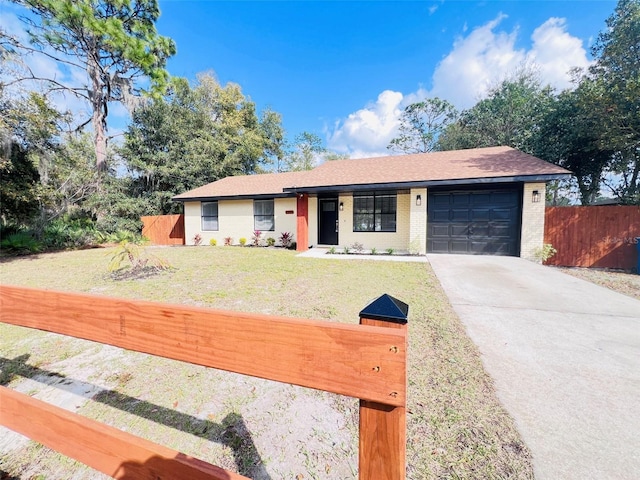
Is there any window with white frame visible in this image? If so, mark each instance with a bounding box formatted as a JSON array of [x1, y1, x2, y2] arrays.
[[353, 192, 396, 232], [254, 199, 274, 231], [201, 201, 219, 231]]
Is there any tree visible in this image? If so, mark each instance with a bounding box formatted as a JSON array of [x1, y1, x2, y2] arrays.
[[285, 132, 326, 171], [438, 71, 554, 153], [5, 0, 176, 171], [388, 98, 458, 153], [535, 80, 614, 205], [121, 73, 283, 215], [589, 0, 640, 204]]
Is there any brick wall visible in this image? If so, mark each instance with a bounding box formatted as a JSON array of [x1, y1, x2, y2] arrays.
[[520, 182, 546, 261]]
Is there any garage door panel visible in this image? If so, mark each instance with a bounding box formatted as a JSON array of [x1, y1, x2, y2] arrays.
[[427, 187, 521, 256]]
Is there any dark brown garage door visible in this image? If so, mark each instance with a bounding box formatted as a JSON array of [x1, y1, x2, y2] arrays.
[[427, 186, 522, 256]]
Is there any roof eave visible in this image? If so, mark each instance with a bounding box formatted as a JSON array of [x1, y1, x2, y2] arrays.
[[172, 192, 297, 203], [283, 173, 572, 194]]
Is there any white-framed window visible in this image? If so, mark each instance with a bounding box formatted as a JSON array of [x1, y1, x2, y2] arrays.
[[254, 199, 274, 231], [353, 192, 396, 232], [201, 201, 219, 231]]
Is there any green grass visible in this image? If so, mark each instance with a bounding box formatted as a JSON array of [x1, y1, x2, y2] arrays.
[[0, 246, 533, 479]]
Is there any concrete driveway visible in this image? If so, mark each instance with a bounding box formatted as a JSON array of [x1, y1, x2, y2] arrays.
[[427, 254, 640, 480]]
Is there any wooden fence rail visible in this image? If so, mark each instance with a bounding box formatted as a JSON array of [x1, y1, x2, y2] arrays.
[[544, 206, 640, 270], [0, 285, 408, 480]]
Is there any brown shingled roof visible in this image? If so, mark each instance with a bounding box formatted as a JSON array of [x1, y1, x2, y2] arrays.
[[173, 147, 570, 200]]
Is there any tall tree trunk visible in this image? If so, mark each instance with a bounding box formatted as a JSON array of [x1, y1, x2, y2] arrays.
[[87, 44, 107, 172]]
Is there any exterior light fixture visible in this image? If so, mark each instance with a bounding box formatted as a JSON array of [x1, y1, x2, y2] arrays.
[[339, 202, 344, 211], [532, 190, 540, 203], [416, 194, 422, 206]]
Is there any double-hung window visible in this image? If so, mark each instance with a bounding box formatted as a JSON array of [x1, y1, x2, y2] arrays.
[[353, 192, 396, 232], [202, 201, 219, 231], [254, 199, 274, 231]]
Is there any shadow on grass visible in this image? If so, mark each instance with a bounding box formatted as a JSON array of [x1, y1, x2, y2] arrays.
[[0, 354, 270, 479]]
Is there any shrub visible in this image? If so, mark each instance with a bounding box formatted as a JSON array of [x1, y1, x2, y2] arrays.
[[251, 230, 262, 247], [279, 232, 294, 248], [328, 246, 336, 254], [266, 237, 276, 247], [0, 231, 42, 254], [386, 247, 395, 255], [107, 241, 171, 280], [351, 242, 364, 253], [224, 237, 233, 246], [209, 238, 217, 246], [370, 247, 377, 255], [533, 243, 557, 263], [343, 245, 350, 254], [239, 237, 247, 246], [193, 234, 203, 246]]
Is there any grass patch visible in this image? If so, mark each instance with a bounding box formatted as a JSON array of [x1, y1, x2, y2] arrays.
[[0, 247, 533, 479], [557, 266, 640, 301]]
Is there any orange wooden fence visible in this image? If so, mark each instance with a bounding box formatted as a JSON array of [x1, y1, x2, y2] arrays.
[[544, 206, 640, 270], [0, 285, 408, 480], [141, 214, 185, 245]]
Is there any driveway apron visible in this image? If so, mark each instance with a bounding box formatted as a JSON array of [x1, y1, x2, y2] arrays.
[[427, 254, 640, 480]]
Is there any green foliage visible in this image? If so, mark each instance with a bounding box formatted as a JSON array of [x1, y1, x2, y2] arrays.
[[10, 0, 176, 171], [239, 237, 247, 246], [285, 132, 326, 171], [209, 238, 217, 246], [266, 237, 276, 247], [328, 246, 336, 254], [386, 247, 395, 255], [42, 217, 97, 249], [251, 230, 262, 246], [438, 70, 554, 153], [121, 73, 283, 213], [343, 245, 350, 254], [107, 241, 171, 278], [533, 243, 558, 263], [388, 98, 458, 153], [0, 231, 42, 254], [370, 247, 377, 255]]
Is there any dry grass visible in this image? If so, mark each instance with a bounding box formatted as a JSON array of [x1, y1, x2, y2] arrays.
[[556, 266, 640, 301], [0, 246, 533, 479]]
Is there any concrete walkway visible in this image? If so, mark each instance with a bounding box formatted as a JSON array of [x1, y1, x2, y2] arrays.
[[427, 254, 640, 480]]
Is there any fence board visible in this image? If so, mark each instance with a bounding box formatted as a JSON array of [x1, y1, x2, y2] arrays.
[[0, 386, 247, 480], [544, 206, 640, 270], [142, 214, 185, 245], [0, 285, 407, 407]]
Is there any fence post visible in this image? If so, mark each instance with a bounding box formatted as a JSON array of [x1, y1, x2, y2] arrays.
[[358, 294, 408, 480]]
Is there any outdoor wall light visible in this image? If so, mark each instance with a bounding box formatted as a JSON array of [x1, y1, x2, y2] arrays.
[[339, 202, 344, 211], [416, 194, 422, 206], [532, 190, 540, 203]]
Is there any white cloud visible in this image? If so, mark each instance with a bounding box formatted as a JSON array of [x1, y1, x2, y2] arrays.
[[327, 90, 404, 158], [328, 14, 592, 158]]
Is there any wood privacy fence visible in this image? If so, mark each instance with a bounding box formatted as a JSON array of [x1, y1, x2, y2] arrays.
[[544, 206, 640, 270], [0, 286, 408, 480], [141, 214, 185, 245]]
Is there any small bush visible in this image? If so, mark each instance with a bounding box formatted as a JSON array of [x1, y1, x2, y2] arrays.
[[370, 247, 377, 255], [386, 247, 395, 255], [239, 237, 247, 246], [328, 246, 336, 254], [279, 232, 294, 248], [251, 230, 262, 247], [343, 245, 350, 254], [0, 232, 42, 254], [533, 243, 557, 263], [351, 242, 364, 253], [224, 237, 233, 246], [193, 234, 203, 246], [266, 237, 276, 247], [209, 238, 217, 246], [107, 241, 172, 280]]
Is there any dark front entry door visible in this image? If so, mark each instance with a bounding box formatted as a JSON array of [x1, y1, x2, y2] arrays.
[[318, 198, 339, 245]]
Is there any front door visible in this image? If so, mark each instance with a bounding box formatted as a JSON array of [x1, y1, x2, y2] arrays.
[[318, 198, 339, 245]]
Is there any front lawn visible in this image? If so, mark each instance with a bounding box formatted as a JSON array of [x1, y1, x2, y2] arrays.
[[0, 246, 533, 479]]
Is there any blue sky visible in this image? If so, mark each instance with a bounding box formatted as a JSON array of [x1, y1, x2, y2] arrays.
[[1, 0, 618, 158]]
